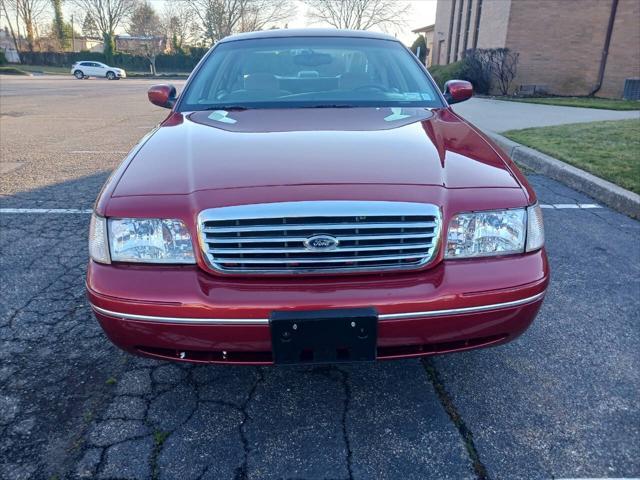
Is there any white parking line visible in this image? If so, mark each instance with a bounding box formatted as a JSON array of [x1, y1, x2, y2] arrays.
[[540, 203, 601, 209], [0, 204, 602, 215]]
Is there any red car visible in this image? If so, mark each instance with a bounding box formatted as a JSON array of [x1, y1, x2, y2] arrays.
[[87, 29, 548, 365]]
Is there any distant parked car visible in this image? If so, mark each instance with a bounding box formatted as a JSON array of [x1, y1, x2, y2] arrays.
[[71, 61, 126, 80]]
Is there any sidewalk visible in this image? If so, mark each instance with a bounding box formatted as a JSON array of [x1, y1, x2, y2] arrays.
[[452, 97, 640, 218], [452, 97, 640, 132]]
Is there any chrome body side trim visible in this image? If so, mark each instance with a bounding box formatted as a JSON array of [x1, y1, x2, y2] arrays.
[[90, 291, 545, 325]]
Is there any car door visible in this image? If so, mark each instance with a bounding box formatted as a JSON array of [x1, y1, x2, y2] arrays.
[[78, 62, 93, 76], [93, 62, 107, 77]]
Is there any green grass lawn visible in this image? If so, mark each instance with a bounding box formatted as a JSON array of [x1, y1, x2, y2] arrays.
[[15, 64, 70, 75], [504, 119, 640, 194], [496, 96, 640, 111], [0, 66, 30, 75]]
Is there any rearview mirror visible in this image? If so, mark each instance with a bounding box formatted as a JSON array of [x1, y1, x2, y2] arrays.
[[443, 80, 473, 104], [148, 84, 177, 109]]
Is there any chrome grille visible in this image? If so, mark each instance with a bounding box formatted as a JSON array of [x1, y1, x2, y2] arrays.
[[198, 201, 441, 274]]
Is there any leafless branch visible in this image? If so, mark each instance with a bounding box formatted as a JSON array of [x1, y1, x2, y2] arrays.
[[303, 0, 409, 32], [185, 0, 295, 45], [70, 0, 137, 37], [5, 0, 48, 51]]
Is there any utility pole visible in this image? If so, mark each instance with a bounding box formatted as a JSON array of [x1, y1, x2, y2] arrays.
[[71, 14, 75, 52]]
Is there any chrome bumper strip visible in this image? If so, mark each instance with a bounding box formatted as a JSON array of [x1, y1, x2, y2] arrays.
[[91, 305, 269, 325], [90, 291, 545, 325], [378, 291, 546, 320]]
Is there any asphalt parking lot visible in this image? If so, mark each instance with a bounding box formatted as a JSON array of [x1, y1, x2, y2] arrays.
[[1, 76, 639, 480]]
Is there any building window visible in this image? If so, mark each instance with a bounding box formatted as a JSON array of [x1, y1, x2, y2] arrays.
[[446, 0, 457, 64], [472, 0, 483, 49], [453, 0, 464, 62], [463, 0, 473, 53]]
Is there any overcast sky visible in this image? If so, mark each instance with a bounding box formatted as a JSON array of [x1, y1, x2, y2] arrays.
[[2, 0, 437, 47]]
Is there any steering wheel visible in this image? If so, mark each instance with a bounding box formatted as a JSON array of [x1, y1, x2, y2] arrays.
[[353, 84, 388, 92]]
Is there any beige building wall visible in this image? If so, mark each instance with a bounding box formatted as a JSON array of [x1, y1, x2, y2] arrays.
[[506, 0, 613, 95], [424, 30, 435, 66], [453, 0, 473, 60], [432, 0, 639, 97], [434, 0, 511, 65], [433, 0, 455, 65], [599, 0, 640, 98], [475, 0, 511, 49]]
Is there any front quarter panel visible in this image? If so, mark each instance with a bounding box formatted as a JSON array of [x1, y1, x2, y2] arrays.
[[93, 128, 162, 216]]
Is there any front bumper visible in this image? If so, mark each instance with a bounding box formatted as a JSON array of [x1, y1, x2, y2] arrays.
[[87, 250, 549, 364]]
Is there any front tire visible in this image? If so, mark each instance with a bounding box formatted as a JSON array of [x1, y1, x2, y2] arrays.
[[106, 71, 116, 80], [74, 70, 84, 79]]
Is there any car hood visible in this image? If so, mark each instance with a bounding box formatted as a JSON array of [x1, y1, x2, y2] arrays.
[[113, 107, 523, 197]]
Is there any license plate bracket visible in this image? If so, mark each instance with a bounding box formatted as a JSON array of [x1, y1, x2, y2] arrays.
[[270, 308, 378, 365]]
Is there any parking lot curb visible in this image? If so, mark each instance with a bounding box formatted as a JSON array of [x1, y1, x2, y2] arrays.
[[488, 132, 640, 219]]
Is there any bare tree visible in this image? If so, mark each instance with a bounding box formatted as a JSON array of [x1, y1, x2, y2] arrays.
[[71, 0, 136, 40], [127, 1, 161, 37], [5, 0, 49, 51], [123, 1, 165, 74], [238, 0, 296, 32], [121, 35, 165, 74], [186, 0, 294, 45], [303, 0, 409, 31], [81, 12, 99, 37], [162, 1, 194, 52], [0, 0, 21, 59], [485, 48, 519, 95]]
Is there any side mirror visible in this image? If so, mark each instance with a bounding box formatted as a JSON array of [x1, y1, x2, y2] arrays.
[[443, 80, 473, 104], [148, 84, 177, 109]]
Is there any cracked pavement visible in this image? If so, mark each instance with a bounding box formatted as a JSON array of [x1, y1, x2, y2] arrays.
[[1, 76, 639, 479]]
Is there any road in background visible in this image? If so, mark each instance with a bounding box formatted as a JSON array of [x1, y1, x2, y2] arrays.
[[1, 77, 639, 479]]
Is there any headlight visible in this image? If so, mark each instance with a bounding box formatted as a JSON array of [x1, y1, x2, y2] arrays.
[[445, 205, 544, 259], [108, 218, 195, 263], [445, 208, 525, 258]]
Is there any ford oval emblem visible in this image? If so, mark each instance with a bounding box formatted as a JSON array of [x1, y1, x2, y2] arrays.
[[304, 234, 339, 251]]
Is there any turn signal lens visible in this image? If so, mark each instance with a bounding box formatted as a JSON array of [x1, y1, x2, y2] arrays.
[[89, 214, 110, 264], [526, 204, 545, 252]]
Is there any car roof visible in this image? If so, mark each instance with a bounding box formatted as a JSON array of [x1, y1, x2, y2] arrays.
[[218, 28, 399, 44]]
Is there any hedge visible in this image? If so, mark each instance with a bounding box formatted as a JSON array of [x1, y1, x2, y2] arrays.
[[18, 49, 208, 73], [428, 62, 465, 91]]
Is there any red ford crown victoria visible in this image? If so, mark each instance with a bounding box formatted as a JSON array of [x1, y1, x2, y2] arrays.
[[87, 29, 548, 365]]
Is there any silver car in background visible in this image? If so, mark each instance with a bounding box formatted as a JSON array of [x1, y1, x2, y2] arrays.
[[71, 61, 126, 80]]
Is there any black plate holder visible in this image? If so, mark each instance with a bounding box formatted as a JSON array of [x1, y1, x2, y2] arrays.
[[270, 308, 378, 365]]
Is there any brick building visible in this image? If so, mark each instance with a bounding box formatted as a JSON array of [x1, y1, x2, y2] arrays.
[[432, 0, 640, 98]]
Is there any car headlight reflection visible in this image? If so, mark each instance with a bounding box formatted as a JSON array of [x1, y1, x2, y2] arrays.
[[445, 205, 544, 259], [89, 214, 195, 264]]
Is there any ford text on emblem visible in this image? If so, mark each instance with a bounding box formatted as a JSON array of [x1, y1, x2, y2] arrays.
[[304, 234, 339, 251]]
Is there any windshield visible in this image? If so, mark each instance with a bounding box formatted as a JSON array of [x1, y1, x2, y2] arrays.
[[178, 37, 443, 111]]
